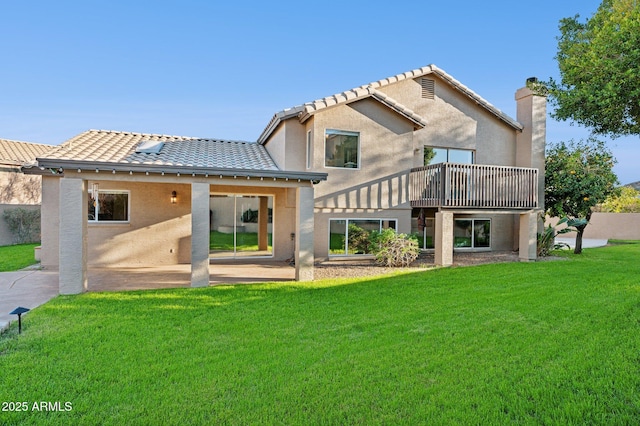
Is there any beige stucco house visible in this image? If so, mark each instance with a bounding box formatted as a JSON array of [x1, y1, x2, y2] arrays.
[[0, 139, 53, 245], [258, 65, 545, 265], [33, 64, 545, 294]]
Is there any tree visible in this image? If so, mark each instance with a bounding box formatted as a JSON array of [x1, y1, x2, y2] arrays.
[[543, 0, 640, 137], [545, 138, 618, 254], [599, 186, 640, 212]]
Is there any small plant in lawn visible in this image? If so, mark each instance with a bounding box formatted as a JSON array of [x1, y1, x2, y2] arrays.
[[537, 216, 587, 257], [369, 228, 419, 267]]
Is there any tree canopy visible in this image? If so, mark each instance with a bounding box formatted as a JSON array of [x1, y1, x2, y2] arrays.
[[544, 0, 640, 137], [545, 138, 618, 253], [598, 186, 640, 212]]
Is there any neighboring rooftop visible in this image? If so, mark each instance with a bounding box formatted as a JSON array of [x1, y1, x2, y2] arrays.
[[626, 181, 640, 191], [0, 138, 54, 166], [258, 64, 523, 144]]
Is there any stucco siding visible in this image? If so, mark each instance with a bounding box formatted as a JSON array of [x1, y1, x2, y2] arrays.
[[0, 166, 42, 204], [40, 176, 60, 268], [87, 181, 192, 266], [377, 77, 518, 167], [284, 120, 306, 171], [311, 98, 415, 210], [263, 124, 287, 170]]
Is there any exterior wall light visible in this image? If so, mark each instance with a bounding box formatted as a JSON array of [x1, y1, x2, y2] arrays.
[[171, 191, 177, 204]]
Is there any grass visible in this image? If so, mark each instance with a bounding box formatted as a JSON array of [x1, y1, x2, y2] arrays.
[[0, 243, 39, 271], [209, 230, 272, 252], [2, 243, 640, 424]]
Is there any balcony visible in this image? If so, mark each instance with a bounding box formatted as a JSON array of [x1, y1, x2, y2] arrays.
[[409, 163, 539, 209]]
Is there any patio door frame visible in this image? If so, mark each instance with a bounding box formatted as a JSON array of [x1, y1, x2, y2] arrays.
[[209, 192, 275, 259]]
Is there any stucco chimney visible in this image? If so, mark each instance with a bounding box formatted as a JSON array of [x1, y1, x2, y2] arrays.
[[515, 81, 546, 211]]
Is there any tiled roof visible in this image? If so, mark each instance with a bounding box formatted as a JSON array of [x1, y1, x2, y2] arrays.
[[0, 138, 54, 166], [258, 87, 427, 144], [41, 130, 280, 171], [257, 64, 523, 144]]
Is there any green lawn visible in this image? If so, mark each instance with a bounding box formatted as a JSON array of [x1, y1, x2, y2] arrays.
[[2, 243, 640, 424], [0, 243, 39, 271], [209, 230, 272, 252]]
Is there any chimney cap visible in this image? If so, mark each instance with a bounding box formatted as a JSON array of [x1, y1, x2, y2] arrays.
[[526, 77, 538, 84]]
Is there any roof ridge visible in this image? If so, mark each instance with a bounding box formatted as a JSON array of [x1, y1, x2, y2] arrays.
[[257, 64, 523, 144], [85, 129, 202, 140], [0, 138, 52, 147], [81, 129, 257, 144]]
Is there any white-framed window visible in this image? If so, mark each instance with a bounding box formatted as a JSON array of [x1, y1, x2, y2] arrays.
[[88, 190, 130, 223], [424, 147, 474, 165], [325, 129, 360, 169], [306, 130, 312, 169], [454, 218, 491, 249], [329, 218, 397, 256]]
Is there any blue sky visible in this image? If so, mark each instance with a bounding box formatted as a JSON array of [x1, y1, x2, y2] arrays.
[[1, 0, 636, 183]]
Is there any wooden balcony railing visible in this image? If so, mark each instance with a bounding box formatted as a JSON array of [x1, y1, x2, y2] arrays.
[[410, 163, 539, 209]]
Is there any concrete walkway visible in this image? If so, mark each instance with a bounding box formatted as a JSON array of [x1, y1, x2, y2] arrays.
[[554, 238, 609, 249], [0, 268, 59, 333]]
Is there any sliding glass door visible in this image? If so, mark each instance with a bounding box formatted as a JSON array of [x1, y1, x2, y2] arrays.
[[209, 195, 273, 258]]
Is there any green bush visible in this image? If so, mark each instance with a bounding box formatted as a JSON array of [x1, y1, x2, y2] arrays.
[[2, 208, 40, 244], [369, 229, 419, 267]]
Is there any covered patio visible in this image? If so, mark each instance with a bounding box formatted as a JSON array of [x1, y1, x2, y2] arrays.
[[86, 260, 296, 292], [31, 130, 327, 295]]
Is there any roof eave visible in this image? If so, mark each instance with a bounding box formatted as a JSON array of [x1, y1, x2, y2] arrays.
[[35, 158, 328, 182]]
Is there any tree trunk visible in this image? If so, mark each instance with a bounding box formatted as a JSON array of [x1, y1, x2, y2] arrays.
[[574, 227, 584, 254], [573, 211, 592, 254]]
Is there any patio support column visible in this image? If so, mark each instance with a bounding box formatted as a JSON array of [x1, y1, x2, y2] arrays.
[[59, 177, 88, 295], [191, 182, 210, 287], [258, 196, 268, 251], [295, 186, 315, 281], [519, 212, 538, 262], [435, 211, 453, 267]]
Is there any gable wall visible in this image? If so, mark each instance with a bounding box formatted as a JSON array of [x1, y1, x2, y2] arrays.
[[263, 123, 287, 170], [376, 76, 518, 167], [310, 98, 416, 209]]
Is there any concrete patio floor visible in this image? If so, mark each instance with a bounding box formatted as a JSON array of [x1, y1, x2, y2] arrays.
[[88, 260, 296, 291]]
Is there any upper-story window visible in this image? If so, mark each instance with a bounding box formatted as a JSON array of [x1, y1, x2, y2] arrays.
[[424, 147, 474, 166], [325, 129, 359, 169], [88, 189, 130, 222]]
